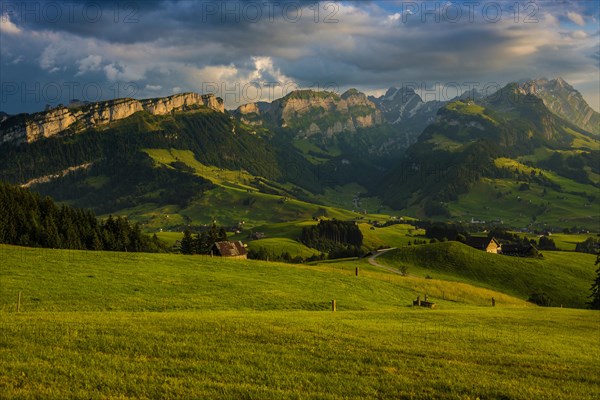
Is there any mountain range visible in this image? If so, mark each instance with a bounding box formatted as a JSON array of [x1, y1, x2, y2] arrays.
[[0, 77, 598, 230]]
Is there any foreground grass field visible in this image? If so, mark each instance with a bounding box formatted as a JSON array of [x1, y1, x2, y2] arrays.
[[0, 245, 598, 399]]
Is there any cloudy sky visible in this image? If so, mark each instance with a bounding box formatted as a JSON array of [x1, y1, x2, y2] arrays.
[[1, 0, 598, 114]]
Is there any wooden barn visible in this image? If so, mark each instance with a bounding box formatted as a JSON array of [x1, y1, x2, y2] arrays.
[[212, 241, 248, 259], [466, 237, 501, 253]]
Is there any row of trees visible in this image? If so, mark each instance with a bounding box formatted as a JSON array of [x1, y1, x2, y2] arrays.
[[180, 224, 228, 255], [0, 182, 164, 252]]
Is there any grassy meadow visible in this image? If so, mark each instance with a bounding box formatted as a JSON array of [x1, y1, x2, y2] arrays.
[[377, 241, 597, 308], [1, 244, 599, 399]]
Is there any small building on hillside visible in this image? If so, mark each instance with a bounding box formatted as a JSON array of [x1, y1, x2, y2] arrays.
[[466, 237, 501, 253], [212, 241, 248, 259]]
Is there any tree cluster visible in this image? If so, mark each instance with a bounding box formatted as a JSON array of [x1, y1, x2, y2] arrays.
[[300, 220, 363, 258], [537, 236, 557, 250], [486, 228, 534, 247], [180, 224, 228, 255], [422, 222, 469, 242], [0, 182, 164, 252], [575, 237, 600, 254]]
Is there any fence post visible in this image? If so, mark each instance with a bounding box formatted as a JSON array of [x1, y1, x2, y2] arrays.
[[416, 295, 421, 306], [355, 267, 359, 276], [17, 291, 21, 312], [332, 299, 336, 312]]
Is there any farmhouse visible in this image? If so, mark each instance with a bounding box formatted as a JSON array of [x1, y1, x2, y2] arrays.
[[467, 237, 502, 254], [212, 241, 248, 259], [466, 237, 501, 253]]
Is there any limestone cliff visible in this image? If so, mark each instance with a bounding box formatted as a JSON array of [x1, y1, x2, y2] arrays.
[[235, 89, 382, 137], [517, 78, 600, 135], [0, 93, 224, 145]]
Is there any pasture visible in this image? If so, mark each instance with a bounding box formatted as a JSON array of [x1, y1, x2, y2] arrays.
[[0, 245, 598, 399]]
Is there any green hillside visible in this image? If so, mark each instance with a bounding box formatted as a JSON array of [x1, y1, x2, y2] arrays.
[[0, 244, 530, 312], [0, 108, 400, 230], [0, 245, 598, 399], [378, 86, 600, 229], [227, 220, 423, 260], [359, 222, 424, 248], [246, 238, 320, 259], [377, 241, 597, 308], [134, 148, 385, 229], [1, 83, 598, 231]]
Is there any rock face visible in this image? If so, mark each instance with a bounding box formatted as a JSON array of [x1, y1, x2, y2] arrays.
[[0, 93, 225, 145], [368, 87, 446, 148], [235, 89, 382, 137], [518, 78, 600, 135], [369, 87, 443, 126]]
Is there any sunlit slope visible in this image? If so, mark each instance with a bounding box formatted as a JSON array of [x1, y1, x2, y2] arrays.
[[0, 244, 530, 313], [137, 148, 383, 228], [377, 241, 596, 308]]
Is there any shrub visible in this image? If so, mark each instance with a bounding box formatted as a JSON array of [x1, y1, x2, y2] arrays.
[[538, 236, 557, 250]]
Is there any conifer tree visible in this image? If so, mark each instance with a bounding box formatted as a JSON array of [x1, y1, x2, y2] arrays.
[[588, 255, 600, 310], [181, 230, 194, 255]]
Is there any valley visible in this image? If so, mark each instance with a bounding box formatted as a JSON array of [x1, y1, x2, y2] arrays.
[[1, 78, 598, 400]]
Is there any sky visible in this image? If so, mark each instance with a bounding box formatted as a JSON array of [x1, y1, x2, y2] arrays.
[[0, 0, 599, 114]]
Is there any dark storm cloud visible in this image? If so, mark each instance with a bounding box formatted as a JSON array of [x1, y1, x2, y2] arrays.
[[1, 0, 599, 113], [2, 0, 321, 43]]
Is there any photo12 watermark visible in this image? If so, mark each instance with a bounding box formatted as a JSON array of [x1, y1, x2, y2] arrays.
[[0, 81, 139, 107], [196, 1, 340, 23], [398, 1, 539, 23], [1, 1, 141, 24], [398, 81, 539, 103], [201, 80, 340, 105]]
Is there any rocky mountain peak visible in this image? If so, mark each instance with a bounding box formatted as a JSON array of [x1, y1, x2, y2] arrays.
[[516, 78, 599, 135], [384, 87, 398, 98], [554, 76, 568, 87], [0, 93, 225, 145], [236, 89, 382, 137]]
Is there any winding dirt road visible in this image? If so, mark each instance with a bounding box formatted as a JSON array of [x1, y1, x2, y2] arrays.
[[367, 248, 408, 276]]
